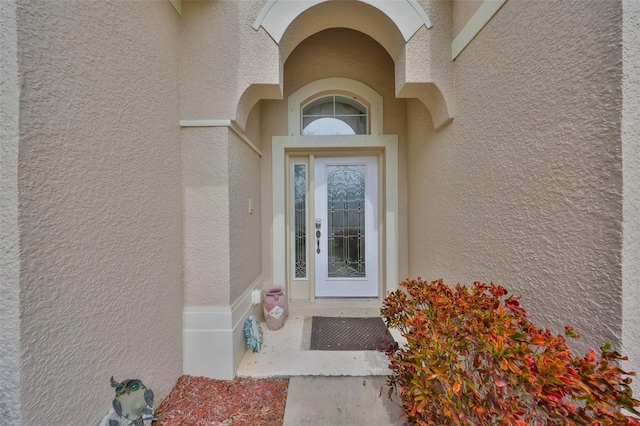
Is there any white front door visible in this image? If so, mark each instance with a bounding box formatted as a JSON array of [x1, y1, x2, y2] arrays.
[[314, 156, 378, 297]]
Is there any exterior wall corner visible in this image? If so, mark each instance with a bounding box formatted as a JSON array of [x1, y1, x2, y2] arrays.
[[622, 0, 640, 395], [0, 0, 22, 422]]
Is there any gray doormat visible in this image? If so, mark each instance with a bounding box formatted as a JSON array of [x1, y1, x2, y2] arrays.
[[310, 317, 396, 351]]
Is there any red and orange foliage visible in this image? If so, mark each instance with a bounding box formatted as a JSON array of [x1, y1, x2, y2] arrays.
[[381, 278, 640, 425]]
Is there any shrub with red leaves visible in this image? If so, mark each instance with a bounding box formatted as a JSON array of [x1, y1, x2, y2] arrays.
[[381, 278, 640, 425]]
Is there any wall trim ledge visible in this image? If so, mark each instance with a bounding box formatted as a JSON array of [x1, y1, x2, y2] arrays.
[[452, 0, 507, 60], [180, 119, 263, 157], [182, 275, 263, 379]]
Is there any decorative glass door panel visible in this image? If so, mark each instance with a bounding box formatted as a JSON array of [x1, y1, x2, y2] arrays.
[[314, 157, 378, 297], [327, 165, 365, 278]]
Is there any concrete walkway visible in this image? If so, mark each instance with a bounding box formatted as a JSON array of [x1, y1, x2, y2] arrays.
[[237, 314, 408, 425], [283, 376, 404, 425]]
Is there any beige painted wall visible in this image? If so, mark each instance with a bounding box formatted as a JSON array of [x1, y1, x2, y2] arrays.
[[1, 0, 21, 423], [181, 1, 265, 307], [260, 100, 283, 288], [622, 0, 640, 394], [259, 28, 410, 289], [181, 122, 262, 378], [14, 1, 183, 424], [229, 131, 263, 301], [180, 0, 279, 122], [183, 127, 231, 306], [408, 0, 623, 356]]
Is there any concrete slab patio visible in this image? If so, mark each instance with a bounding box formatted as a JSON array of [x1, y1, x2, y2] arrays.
[[237, 315, 398, 377]]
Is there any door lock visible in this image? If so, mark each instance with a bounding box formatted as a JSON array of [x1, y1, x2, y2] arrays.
[[315, 219, 321, 253]]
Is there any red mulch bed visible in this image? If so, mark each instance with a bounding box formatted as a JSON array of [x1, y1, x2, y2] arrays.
[[155, 375, 289, 426]]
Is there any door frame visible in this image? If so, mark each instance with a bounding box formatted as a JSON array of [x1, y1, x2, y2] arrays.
[[272, 135, 398, 302]]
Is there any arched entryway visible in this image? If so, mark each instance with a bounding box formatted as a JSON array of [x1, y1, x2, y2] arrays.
[[258, 26, 407, 304]]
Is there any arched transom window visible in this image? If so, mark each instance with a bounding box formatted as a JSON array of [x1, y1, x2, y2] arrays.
[[302, 95, 368, 135], [287, 77, 383, 136]]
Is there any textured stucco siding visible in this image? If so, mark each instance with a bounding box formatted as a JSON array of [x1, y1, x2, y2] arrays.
[[229, 132, 262, 301], [180, 0, 279, 122], [622, 0, 640, 393], [408, 0, 623, 356], [183, 127, 231, 306], [182, 125, 262, 306], [421, 0, 454, 115], [16, 1, 183, 424], [180, 0, 271, 308], [259, 100, 283, 288], [0, 0, 22, 423], [181, 120, 262, 378], [180, 1, 237, 120]]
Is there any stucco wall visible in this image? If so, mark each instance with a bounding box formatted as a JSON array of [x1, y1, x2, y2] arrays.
[[452, 0, 483, 38], [0, 0, 21, 423], [408, 0, 623, 356], [183, 127, 231, 306], [181, 0, 267, 307], [16, 1, 183, 424], [259, 28, 410, 288], [622, 0, 640, 393], [180, 0, 279, 122], [229, 131, 262, 301], [260, 100, 283, 288]]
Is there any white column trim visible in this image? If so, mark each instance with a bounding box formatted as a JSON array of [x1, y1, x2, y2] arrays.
[[180, 119, 263, 157], [182, 275, 263, 379], [452, 0, 507, 60]]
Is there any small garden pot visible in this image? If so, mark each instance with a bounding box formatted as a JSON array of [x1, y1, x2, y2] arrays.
[[263, 286, 287, 330]]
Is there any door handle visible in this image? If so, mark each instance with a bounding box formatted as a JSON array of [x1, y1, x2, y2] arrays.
[[315, 219, 321, 254]]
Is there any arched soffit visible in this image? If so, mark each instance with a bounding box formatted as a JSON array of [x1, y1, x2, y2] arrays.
[[236, 84, 283, 132], [278, 1, 405, 63], [253, 0, 432, 51]]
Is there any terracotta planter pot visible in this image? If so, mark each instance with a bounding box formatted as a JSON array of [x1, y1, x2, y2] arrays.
[[263, 286, 287, 330]]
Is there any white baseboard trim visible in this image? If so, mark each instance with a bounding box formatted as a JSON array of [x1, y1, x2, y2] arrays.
[[183, 276, 263, 379]]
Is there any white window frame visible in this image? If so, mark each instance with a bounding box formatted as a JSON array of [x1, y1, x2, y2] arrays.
[[301, 95, 369, 136], [287, 78, 384, 137]]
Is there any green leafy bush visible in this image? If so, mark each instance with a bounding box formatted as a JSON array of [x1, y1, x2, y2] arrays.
[[381, 278, 640, 425]]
